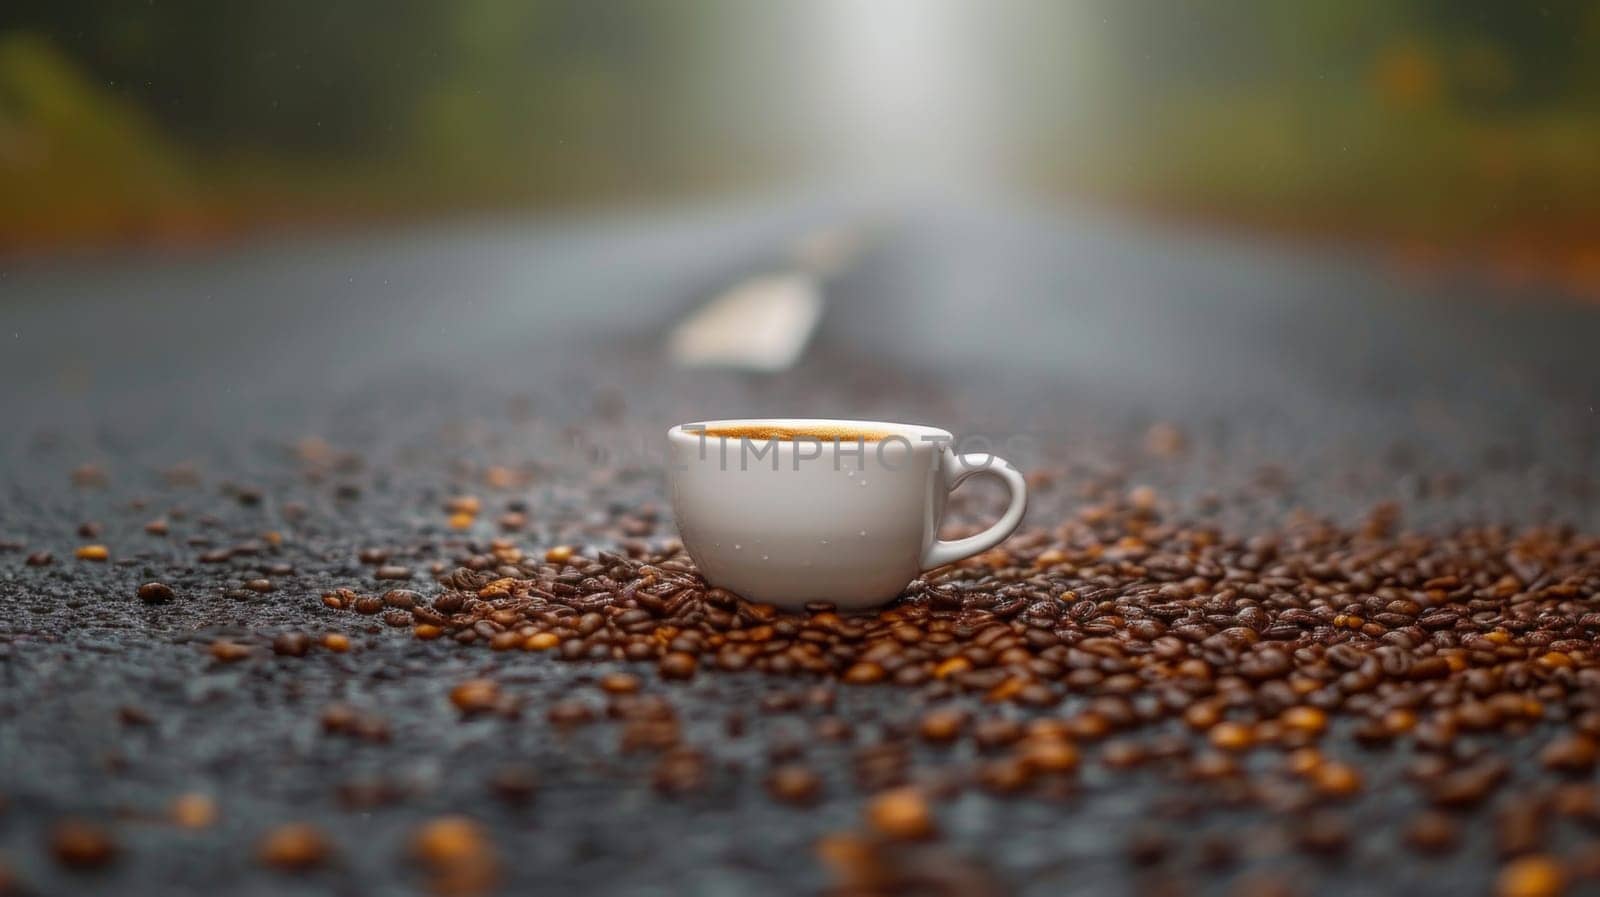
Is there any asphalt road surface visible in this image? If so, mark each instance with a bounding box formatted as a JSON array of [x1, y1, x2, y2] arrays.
[[2, 193, 1598, 896]]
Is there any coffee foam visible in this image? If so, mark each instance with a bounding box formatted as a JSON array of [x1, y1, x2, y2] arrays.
[[698, 424, 895, 442]]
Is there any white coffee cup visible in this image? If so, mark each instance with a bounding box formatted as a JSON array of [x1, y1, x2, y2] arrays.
[[666, 418, 1027, 610]]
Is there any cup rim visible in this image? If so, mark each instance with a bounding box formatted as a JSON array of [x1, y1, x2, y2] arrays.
[[668, 418, 952, 445]]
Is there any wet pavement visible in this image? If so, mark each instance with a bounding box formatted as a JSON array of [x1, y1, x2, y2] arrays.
[[2, 195, 1598, 896]]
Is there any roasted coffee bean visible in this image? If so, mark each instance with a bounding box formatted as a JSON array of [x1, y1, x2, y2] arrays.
[[258, 823, 332, 870], [1295, 812, 1350, 856], [1496, 856, 1565, 897], [1541, 735, 1598, 773], [865, 787, 936, 840], [652, 749, 708, 795], [410, 815, 499, 894], [487, 767, 539, 804], [1405, 811, 1459, 854], [918, 708, 969, 744], [271, 632, 311, 657], [50, 821, 117, 868], [658, 652, 697, 680], [170, 793, 218, 829], [137, 582, 175, 603], [383, 589, 420, 609], [209, 641, 252, 663], [449, 679, 501, 714], [766, 764, 823, 805]]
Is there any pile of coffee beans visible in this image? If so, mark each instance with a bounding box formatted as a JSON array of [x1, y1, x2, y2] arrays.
[[312, 492, 1600, 896]]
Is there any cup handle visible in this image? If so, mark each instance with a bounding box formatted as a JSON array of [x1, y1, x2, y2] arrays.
[[920, 449, 1028, 570]]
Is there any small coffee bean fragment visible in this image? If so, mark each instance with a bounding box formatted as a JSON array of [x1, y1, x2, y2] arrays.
[[258, 824, 331, 871], [272, 632, 311, 657], [1295, 813, 1350, 856], [488, 767, 539, 804], [525, 632, 560, 651], [918, 708, 969, 743], [137, 582, 175, 603], [546, 700, 595, 727], [209, 641, 252, 663], [973, 717, 1024, 751], [1541, 735, 1598, 773], [652, 749, 708, 795], [321, 633, 350, 653], [170, 793, 218, 829], [1311, 762, 1362, 799], [1125, 828, 1169, 866], [449, 679, 501, 714], [1020, 737, 1080, 774], [50, 820, 117, 868], [766, 764, 823, 805], [600, 672, 641, 694], [842, 662, 886, 685], [410, 815, 499, 895], [75, 545, 109, 561], [25, 551, 52, 566], [866, 787, 936, 840], [658, 652, 697, 680], [374, 565, 413, 581], [1497, 856, 1566, 897], [1101, 740, 1148, 769], [1405, 811, 1459, 854], [1281, 706, 1327, 735], [244, 578, 275, 593], [1208, 721, 1255, 752]]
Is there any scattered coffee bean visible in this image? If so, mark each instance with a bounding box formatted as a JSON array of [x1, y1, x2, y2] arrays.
[[412, 815, 490, 861], [918, 708, 969, 744], [271, 632, 311, 656], [137, 582, 174, 603], [208, 641, 252, 663], [1497, 856, 1566, 897], [449, 679, 501, 714], [767, 764, 823, 806], [1405, 811, 1459, 854], [599, 672, 641, 694], [866, 787, 936, 840], [1541, 735, 1598, 773], [258, 823, 331, 871], [50, 821, 117, 868], [170, 793, 218, 829], [487, 767, 539, 804], [658, 652, 697, 680], [652, 748, 708, 795]]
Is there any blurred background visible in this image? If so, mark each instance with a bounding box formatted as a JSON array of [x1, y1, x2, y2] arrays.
[[3, 0, 1599, 292]]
